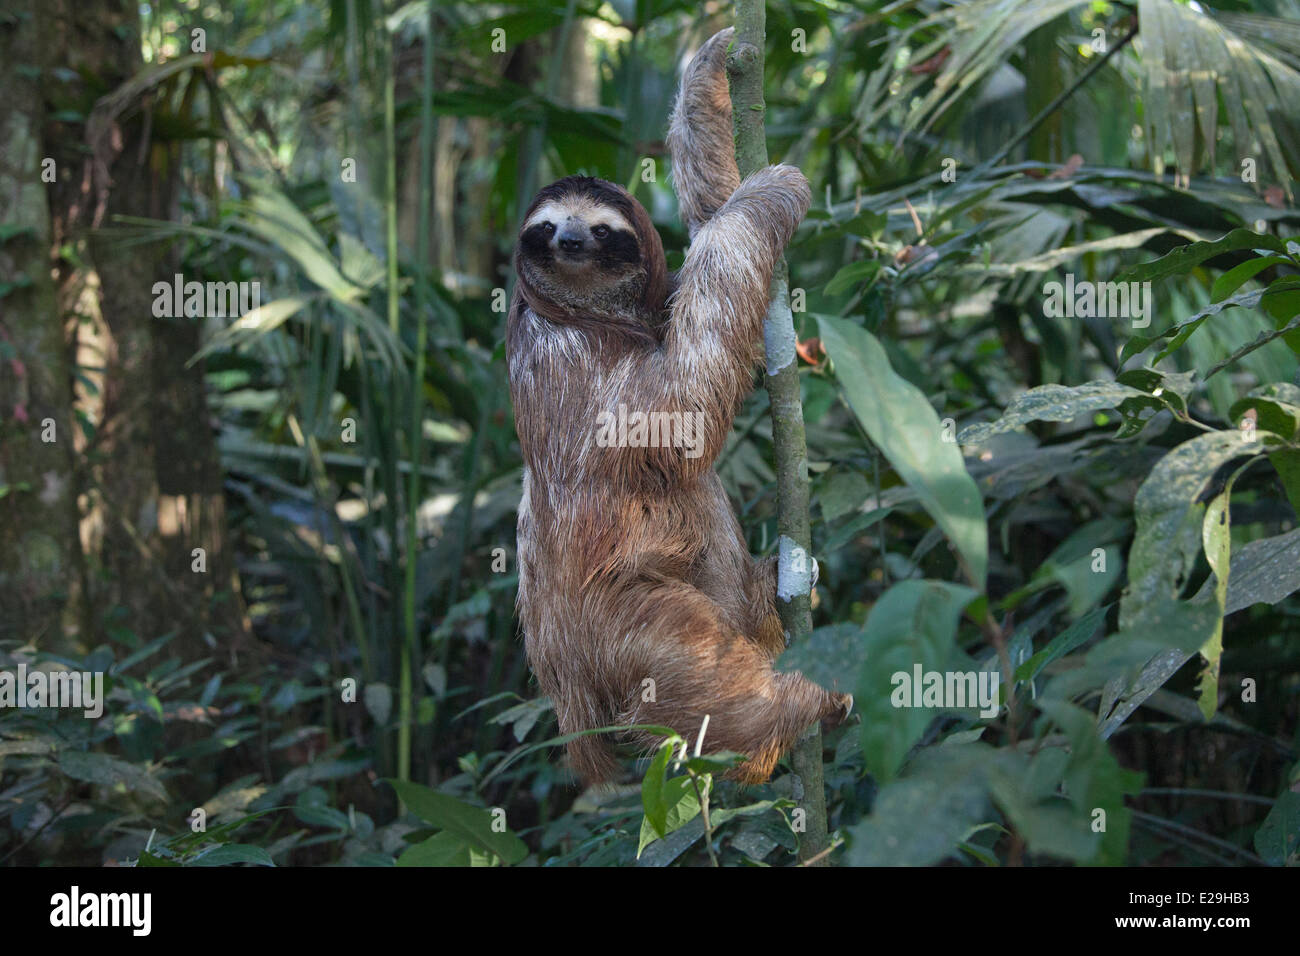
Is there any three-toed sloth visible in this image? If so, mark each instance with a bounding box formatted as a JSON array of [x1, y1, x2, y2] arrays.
[[507, 28, 851, 785]]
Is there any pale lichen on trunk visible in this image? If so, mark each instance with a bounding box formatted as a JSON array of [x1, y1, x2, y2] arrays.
[[727, 0, 831, 865]]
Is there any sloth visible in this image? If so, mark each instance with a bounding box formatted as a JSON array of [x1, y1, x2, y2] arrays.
[[507, 28, 851, 785]]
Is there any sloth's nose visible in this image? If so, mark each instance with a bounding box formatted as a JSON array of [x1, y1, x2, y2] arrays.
[[556, 225, 586, 254]]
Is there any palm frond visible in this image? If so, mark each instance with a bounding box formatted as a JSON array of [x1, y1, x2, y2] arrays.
[[860, 0, 1300, 198]]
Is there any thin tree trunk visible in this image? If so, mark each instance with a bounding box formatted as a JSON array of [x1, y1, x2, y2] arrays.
[[728, 0, 830, 865]]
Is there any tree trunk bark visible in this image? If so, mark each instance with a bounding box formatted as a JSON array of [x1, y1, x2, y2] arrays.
[[0, 0, 80, 648], [38, 0, 252, 659]]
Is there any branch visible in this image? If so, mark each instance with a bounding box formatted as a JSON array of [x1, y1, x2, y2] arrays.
[[727, 0, 830, 866]]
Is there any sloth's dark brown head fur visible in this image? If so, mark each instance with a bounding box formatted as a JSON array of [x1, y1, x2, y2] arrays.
[[514, 176, 667, 342]]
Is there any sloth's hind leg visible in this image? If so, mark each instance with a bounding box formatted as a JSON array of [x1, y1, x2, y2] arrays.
[[608, 579, 848, 784]]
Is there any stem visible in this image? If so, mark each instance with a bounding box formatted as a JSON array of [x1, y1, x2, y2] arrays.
[[378, 1, 411, 787], [729, 0, 829, 866], [688, 771, 719, 868], [400, 0, 437, 790], [985, 22, 1138, 170]]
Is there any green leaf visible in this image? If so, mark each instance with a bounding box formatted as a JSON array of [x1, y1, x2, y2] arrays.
[[1229, 383, 1300, 439], [1120, 287, 1267, 364], [487, 696, 553, 743], [1051, 431, 1264, 722], [846, 743, 990, 866], [1013, 605, 1109, 685], [192, 844, 275, 867], [818, 314, 987, 588], [1254, 789, 1300, 866], [987, 751, 1100, 863], [1211, 255, 1290, 302], [385, 779, 527, 865], [958, 381, 1150, 445], [855, 579, 977, 782], [397, 831, 476, 867], [637, 774, 706, 858], [1121, 431, 1259, 645], [1203, 310, 1300, 380], [640, 739, 676, 840], [58, 750, 167, 802], [683, 752, 745, 775], [1037, 701, 1144, 866], [824, 259, 882, 297], [774, 622, 863, 694], [1217, 528, 1300, 614], [1269, 449, 1300, 519], [1114, 228, 1286, 286], [817, 469, 872, 522], [191, 295, 316, 364]]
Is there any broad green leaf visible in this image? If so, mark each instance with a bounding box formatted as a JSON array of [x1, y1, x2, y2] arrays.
[[1204, 310, 1300, 380], [397, 831, 475, 867], [817, 469, 872, 522], [1051, 431, 1263, 720], [1114, 228, 1287, 286], [192, 844, 275, 867], [855, 580, 977, 782], [846, 743, 990, 866], [1120, 431, 1261, 649], [958, 381, 1150, 445], [824, 259, 881, 297], [58, 750, 167, 802], [818, 314, 987, 588], [1229, 383, 1300, 439], [976, 227, 1186, 278], [1254, 789, 1300, 866], [683, 752, 745, 775], [1120, 288, 1267, 364], [1115, 368, 1197, 438], [1217, 528, 1300, 614], [1011, 521, 1127, 619], [1211, 255, 1290, 302], [640, 739, 676, 840], [1269, 449, 1300, 519], [385, 779, 527, 864], [1013, 605, 1108, 685], [637, 774, 706, 858], [1037, 701, 1145, 866], [774, 622, 862, 694], [987, 751, 1099, 862]]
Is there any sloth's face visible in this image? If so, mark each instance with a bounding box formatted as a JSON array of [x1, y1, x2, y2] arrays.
[[520, 194, 641, 282]]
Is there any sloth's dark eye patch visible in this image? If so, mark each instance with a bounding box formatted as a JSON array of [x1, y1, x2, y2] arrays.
[[520, 222, 556, 260], [591, 224, 610, 240], [598, 229, 640, 266]]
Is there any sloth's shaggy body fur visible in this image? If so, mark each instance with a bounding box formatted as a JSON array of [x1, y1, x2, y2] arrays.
[[507, 28, 850, 785]]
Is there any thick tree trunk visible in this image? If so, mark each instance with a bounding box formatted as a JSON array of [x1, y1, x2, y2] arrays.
[[39, 0, 252, 659], [0, 1, 80, 647]]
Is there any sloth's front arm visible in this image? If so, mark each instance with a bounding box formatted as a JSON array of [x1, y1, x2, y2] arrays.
[[598, 28, 810, 481]]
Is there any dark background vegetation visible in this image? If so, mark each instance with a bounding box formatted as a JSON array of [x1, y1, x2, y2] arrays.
[[1, 0, 1298, 867]]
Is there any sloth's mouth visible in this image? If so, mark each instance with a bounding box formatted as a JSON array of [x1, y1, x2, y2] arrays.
[[554, 250, 592, 268]]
